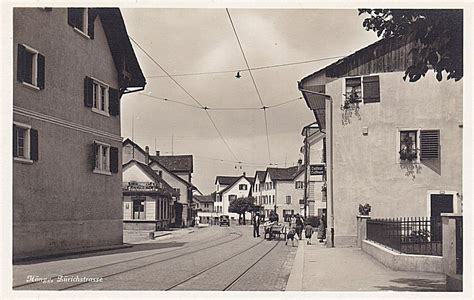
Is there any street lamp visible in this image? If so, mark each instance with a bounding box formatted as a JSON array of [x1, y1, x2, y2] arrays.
[[298, 88, 335, 248]]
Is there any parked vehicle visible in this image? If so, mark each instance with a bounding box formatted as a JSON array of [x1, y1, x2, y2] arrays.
[[219, 215, 230, 226]]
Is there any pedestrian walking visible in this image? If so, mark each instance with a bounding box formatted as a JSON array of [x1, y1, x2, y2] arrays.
[[253, 212, 261, 238], [290, 214, 296, 229], [305, 222, 314, 245], [295, 214, 304, 240], [318, 212, 327, 242]]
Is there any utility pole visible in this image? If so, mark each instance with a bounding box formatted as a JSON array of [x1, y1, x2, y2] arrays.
[[303, 126, 309, 219]]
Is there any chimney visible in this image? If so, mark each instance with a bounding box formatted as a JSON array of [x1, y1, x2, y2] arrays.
[[243, 172, 246, 177], [145, 146, 149, 164], [297, 158, 303, 171], [156, 150, 160, 156]]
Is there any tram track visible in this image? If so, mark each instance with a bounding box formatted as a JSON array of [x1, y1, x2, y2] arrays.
[[165, 239, 281, 291], [14, 227, 243, 290]]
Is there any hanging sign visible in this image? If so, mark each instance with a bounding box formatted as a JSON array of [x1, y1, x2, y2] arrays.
[[310, 164, 325, 175]]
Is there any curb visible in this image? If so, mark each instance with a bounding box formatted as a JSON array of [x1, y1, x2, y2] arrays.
[[285, 240, 305, 291]]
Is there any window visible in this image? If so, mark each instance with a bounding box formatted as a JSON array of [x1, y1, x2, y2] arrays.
[[344, 75, 380, 104], [295, 181, 304, 189], [398, 129, 440, 167], [286, 195, 292, 205], [174, 188, 181, 201], [239, 184, 247, 190], [84, 77, 120, 116], [399, 131, 418, 161], [92, 141, 118, 175], [272, 195, 275, 204], [67, 8, 96, 38], [229, 195, 237, 202], [13, 122, 38, 163], [17, 44, 45, 90], [132, 198, 145, 219]]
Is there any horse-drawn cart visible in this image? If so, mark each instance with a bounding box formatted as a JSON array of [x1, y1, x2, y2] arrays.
[[263, 222, 286, 240]]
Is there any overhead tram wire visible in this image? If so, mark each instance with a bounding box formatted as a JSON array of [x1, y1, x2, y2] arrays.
[[146, 55, 346, 78], [226, 8, 272, 165], [129, 35, 240, 164], [137, 93, 303, 111]]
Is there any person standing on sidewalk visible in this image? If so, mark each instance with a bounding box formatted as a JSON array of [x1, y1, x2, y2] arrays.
[[295, 214, 304, 240], [253, 212, 261, 238]]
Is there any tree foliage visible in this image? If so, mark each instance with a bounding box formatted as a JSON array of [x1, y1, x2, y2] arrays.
[[228, 196, 255, 225], [359, 9, 463, 82]]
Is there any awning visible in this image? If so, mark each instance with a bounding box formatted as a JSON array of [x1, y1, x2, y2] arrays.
[[299, 84, 327, 132]]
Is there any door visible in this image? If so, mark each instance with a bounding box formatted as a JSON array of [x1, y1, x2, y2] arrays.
[[430, 194, 454, 241]]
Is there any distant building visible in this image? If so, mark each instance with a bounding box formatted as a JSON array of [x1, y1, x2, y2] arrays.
[[122, 160, 176, 230], [13, 8, 145, 258], [214, 174, 253, 221], [261, 164, 305, 221], [250, 170, 266, 208], [194, 193, 217, 224], [301, 123, 326, 217], [300, 36, 462, 246]]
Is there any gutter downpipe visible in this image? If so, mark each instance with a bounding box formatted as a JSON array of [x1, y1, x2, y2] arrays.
[[298, 88, 335, 248]]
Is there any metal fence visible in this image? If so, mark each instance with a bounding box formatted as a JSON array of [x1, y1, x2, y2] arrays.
[[367, 217, 442, 256]]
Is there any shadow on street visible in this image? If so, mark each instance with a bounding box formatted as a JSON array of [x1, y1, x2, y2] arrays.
[[14, 241, 187, 265], [374, 277, 446, 291]]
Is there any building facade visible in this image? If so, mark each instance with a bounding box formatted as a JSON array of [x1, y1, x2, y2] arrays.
[[13, 8, 145, 258], [122, 139, 195, 227], [300, 36, 463, 246], [301, 123, 326, 217], [215, 174, 253, 221], [122, 160, 175, 230]]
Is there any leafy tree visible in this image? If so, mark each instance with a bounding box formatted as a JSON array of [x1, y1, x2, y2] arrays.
[[228, 196, 255, 225], [359, 9, 463, 82]]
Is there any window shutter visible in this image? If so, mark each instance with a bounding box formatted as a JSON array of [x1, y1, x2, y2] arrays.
[[110, 147, 119, 173], [30, 129, 39, 161], [420, 130, 440, 160], [13, 125, 18, 157], [363, 75, 380, 103], [109, 88, 120, 116], [67, 8, 76, 27], [87, 9, 96, 39], [91, 142, 98, 171], [17, 44, 27, 83], [37, 53, 45, 90], [84, 77, 93, 107]]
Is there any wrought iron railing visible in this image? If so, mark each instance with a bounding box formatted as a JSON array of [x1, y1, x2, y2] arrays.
[[367, 217, 442, 256]]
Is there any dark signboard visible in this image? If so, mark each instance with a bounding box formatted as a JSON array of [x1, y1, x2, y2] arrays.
[[310, 164, 325, 175]]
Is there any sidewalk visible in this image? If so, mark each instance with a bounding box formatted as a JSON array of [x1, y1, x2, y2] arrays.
[[286, 237, 446, 291]]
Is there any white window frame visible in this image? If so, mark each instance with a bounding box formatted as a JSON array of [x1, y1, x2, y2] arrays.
[[13, 121, 33, 164], [286, 195, 291, 205], [91, 77, 110, 117], [395, 127, 422, 164], [343, 76, 363, 104], [342, 74, 380, 105], [20, 44, 40, 91], [93, 141, 111, 175], [72, 8, 90, 38]]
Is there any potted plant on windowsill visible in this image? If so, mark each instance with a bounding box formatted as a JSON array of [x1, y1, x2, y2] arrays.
[[399, 148, 418, 162], [358, 203, 371, 216]]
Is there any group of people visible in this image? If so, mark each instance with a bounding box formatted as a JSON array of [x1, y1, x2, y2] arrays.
[[252, 210, 327, 244]]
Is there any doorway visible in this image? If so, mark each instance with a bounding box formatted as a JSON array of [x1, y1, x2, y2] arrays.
[[430, 194, 454, 241]]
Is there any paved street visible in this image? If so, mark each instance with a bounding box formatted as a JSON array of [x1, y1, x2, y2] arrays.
[[13, 225, 296, 291]]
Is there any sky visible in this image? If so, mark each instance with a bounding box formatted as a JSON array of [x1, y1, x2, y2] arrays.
[[119, 8, 380, 194]]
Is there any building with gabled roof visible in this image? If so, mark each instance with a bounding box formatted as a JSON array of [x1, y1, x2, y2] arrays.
[[299, 35, 462, 247], [13, 7, 145, 259], [214, 173, 253, 221], [122, 160, 176, 230]]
